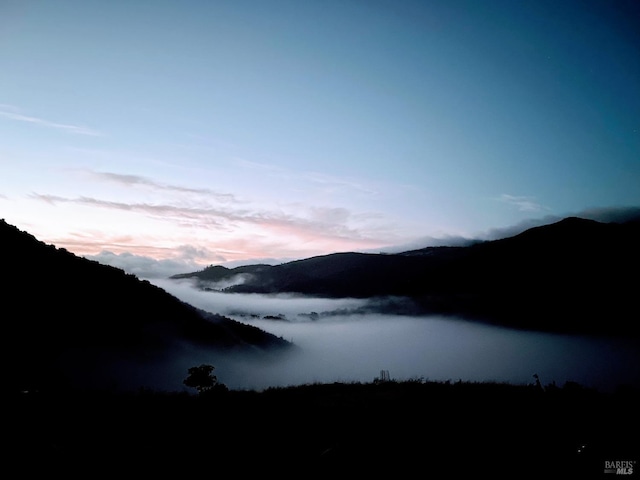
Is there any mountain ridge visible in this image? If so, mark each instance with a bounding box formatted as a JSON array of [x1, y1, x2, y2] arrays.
[[172, 216, 640, 335]]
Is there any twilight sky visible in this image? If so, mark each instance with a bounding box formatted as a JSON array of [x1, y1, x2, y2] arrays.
[[1, 0, 639, 274]]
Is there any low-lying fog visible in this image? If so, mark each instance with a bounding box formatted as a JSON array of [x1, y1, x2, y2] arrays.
[[147, 279, 640, 393]]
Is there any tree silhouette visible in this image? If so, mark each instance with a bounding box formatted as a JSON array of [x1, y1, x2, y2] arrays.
[[183, 364, 220, 394]]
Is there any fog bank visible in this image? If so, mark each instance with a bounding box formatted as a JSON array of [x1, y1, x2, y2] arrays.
[[148, 279, 640, 393]]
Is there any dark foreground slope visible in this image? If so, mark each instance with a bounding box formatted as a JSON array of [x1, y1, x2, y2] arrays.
[[175, 217, 640, 335], [1, 219, 289, 392], [7, 379, 639, 478]]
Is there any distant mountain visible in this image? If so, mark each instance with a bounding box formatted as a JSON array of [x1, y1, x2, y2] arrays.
[[173, 217, 640, 335], [1, 219, 289, 392]]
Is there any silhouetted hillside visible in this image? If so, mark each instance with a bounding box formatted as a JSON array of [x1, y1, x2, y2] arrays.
[[174, 217, 640, 335], [1, 219, 289, 392]]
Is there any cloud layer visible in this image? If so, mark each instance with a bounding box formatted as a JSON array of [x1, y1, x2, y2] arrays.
[[26, 168, 401, 265]]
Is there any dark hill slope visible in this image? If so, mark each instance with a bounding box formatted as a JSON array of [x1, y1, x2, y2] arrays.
[[9, 379, 639, 476], [1, 220, 289, 391], [174, 217, 640, 335]]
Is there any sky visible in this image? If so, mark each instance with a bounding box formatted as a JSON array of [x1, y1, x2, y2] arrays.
[[1, 0, 639, 275]]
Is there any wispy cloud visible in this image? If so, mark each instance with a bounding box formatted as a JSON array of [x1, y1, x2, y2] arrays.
[[30, 194, 229, 228], [38, 168, 391, 245], [84, 170, 240, 203], [0, 105, 102, 136], [498, 194, 548, 212], [30, 193, 390, 247], [29, 168, 401, 263]]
